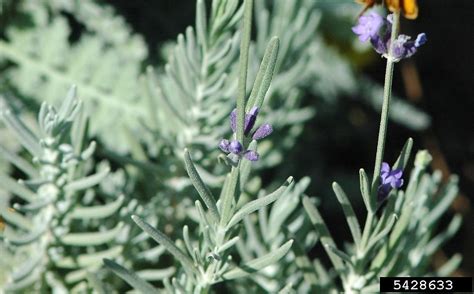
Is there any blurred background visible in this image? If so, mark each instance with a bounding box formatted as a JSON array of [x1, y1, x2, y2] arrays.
[[1, 0, 472, 278], [109, 0, 474, 275]]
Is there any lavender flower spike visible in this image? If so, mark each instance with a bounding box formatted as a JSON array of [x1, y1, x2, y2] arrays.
[[352, 12, 384, 42], [354, 12, 427, 61], [377, 162, 404, 202], [220, 107, 273, 162], [244, 107, 259, 135], [219, 139, 230, 153]]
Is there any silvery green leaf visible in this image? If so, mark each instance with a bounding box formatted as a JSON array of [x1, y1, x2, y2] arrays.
[[365, 214, 397, 254], [0, 174, 37, 202], [217, 236, 240, 253], [131, 215, 197, 274], [55, 246, 123, 269], [6, 267, 40, 291], [247, 36, 280, 111], [103, 259, 158, 294], [424, 214, 462, 256], [60, 222, 123, 246], [222, 239, 293, 280], [0, 207, 33, 231], [226, 176, 293, 230], [393, 138, 413, 171], [0, 144, 38, 178], [86, 272, 107, 294], [137, 267, 176, 281], [13, 193, 57, 212], [323, 244, 353, 266], [437, 254, 462, 277], [11, 254, 42, 282], [303, 196, 344, 272], [196, 0, 207, 47], [332, 182, 361, 246], [0, 110, 42, 156], [220, 166, 239, 226], [184, 149, 220, 223], [4, 225, 47, 246], [359, 169, 373, 213], [69, 195, 124, 219], [424, 176, 459, 228], [64, 167, 110, 192], [278, 283, 294, 294]]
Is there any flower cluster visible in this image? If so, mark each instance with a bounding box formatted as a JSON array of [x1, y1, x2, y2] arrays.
[[352, 12, 427, 61], [377, 162, 404, 201], [219, 107, 273, 162]]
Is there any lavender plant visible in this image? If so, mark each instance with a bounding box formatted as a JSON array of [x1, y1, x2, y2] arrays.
[[300, 9, 462, 293], [0, 1, 463, 293], [0, 88, 132, 292]]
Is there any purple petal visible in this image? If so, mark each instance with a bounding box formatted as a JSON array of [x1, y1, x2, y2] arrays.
[[229, 140, 243, 154], [392, 35, 411, 60], [352, 12, 384, 43], [230, 109, 237, 133], [377, 183, 392, 202], [219, 139, 230, 153], [391, 169, 403, 179], [371, 35, 388, 55], [415, 33, 427, 47], [244, 150, 259, 161], [252, 123, 273, 140], [391, 178, 404, 189], [244, 107, 259, 135]]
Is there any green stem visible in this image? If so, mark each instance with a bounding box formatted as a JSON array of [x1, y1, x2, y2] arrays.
[[371, 11, 401, 192], [236, 0, 253, 143]]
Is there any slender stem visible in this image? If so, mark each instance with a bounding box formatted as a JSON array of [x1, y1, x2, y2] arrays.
[[236, 0, 253, 143], [371, 11, 401, 192]]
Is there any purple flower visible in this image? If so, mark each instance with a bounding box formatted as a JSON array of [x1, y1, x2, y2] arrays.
[[244, 107, 259, 135], [377, 162, 404, 202], [354, 13, 427, 61], [220, 106, 273, 162], [244, 150, 259, 161], [352, 12, 384, 42], [253, 123, 273, 140]]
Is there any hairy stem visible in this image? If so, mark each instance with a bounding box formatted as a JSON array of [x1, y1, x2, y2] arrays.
[[236, 0, 253, 142], [371, 11, 401, 192]]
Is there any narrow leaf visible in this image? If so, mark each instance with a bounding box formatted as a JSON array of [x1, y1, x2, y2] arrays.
[[56, 246, 123, 269], [324, 243, 353, 266], [70, 195, 124, 219], [132, 215, 197, 273], [0, 145, 38, 178], [303, 196, 344, 271], [393, 138, 413, 171], [222, 239, 293, 280], [183, 149, 219, 223], [0, 174, 37, 202], [235, 0, 253, 142], [332, 182, 361, 246], [247, 36, 280, 111], [226, 177, 293, 230], [0, 110, 41, 156], [60, 222, 123, 246], [359, 168, 373, 213], [64, 167, 110, 192], [365, 214, 398, 254], [137, 268, 176, 281], [103, 259, 158, 294]]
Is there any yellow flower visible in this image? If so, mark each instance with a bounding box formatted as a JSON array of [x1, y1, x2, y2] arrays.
[[356, 0, 419, 19]]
